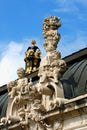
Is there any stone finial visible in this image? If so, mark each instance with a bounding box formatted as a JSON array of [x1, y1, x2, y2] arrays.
[[43, 16, 61, 52], [38, 16, 66, 101]]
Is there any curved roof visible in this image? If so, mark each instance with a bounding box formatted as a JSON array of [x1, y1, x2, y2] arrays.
[[0, 88, 8, 118], [61, 59, 87, 99]]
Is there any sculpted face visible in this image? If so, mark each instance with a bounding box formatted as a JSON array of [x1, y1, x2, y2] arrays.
[[17, 68, 25, 78]]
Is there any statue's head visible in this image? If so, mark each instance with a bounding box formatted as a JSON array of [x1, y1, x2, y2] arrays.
[[31, 40, 36, 45], [17, 67, 25, 78]]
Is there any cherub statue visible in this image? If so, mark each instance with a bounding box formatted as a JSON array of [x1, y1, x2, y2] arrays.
[[7, 80, 17, 98], [7, 68, 28, 98]]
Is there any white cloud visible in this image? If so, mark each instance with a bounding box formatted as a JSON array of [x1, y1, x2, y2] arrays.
[[0, 41, 25, 86], [53, 0, 87, 18], [55, 0, 87, 6], [54, 0, 79, 12], [53, 8, 70, 13]]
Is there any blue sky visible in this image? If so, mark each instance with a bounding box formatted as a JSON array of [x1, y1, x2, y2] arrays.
[[0, 0, 87, 86]]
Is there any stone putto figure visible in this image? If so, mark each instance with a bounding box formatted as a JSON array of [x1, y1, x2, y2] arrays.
[[7, 67, 28, 98]]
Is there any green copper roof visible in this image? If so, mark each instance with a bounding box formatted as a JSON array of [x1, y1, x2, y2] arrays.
[[0, 92, 8, 118], [62, 59, 87, 99]]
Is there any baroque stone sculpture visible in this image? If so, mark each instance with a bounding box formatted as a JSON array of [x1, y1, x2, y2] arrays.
[[0, 16, 68, 130]]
